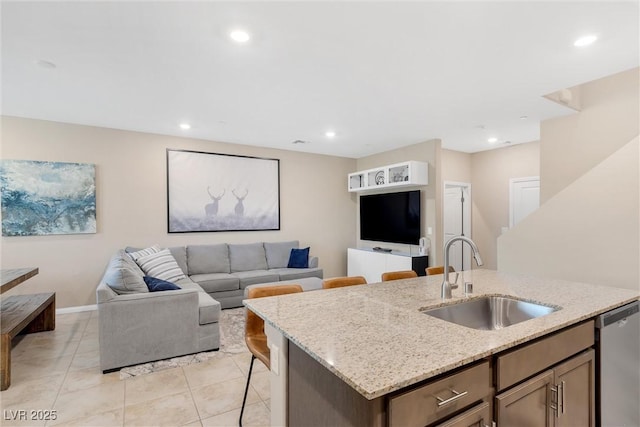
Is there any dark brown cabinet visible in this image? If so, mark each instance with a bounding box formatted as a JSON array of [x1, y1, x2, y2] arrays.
[[495, 350, 595, 427], [287, 321, 596, 427], [437, 401, 493, 427], [388, 361, 493, 427]]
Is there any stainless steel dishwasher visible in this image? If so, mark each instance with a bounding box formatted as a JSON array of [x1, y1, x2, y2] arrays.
[[595, 301, 639, 427]]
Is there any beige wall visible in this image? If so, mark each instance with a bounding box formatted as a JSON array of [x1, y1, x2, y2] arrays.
[[470, 142, 540, 269], [354, 140, 440, 263], [499, 67, 639, 291], [1, 116, 357, 308], [541, 67, 639, 202], [441, 149, 471, 183], [498, 137, 639, 290], [439, 149, 472, 266]]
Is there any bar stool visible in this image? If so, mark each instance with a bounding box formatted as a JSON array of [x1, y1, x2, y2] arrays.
[[381, 270, 417, 281], [240, 284, 303, 426], [425, 266, 456, 276], [322, 276, 367, 289]]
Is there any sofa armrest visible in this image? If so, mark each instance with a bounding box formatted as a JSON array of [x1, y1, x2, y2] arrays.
[[309, 256, 319, 268], [100, 288, 197, 303], [97, 289, 200, 371]]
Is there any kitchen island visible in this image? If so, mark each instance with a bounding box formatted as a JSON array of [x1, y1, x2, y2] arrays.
[[244, 269, 639, 426]]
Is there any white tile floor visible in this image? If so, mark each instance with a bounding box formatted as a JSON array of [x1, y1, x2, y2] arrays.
[[0, 310, 270, 427]]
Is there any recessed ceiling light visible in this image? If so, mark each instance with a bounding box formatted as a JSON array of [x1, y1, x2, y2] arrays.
[[230, 30, 250, 43], [179, 123, 191, 130], [325, 131, 336, 138], [488, 137, 498, 143], [574, 34, 598, 47]]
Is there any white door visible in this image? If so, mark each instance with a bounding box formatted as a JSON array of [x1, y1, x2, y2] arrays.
[[510, 177, 540, 227], [443, 182, 471, 271]]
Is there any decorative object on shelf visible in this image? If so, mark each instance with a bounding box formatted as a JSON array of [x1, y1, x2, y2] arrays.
[[375, 171, 385, 185], [0, 160, 96, 236], [390, 164, 410, 182], [167, 149, 280, 232], [348, 161, 428, 192]]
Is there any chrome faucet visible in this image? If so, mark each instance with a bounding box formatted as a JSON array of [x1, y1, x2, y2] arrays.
[[442, 236, 484, 299]]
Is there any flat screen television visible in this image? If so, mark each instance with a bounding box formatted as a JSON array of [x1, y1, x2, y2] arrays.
[[360, 190, 421, 245]]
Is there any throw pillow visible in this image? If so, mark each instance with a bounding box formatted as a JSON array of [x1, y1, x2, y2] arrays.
[[136, 249, 187, 282], [143, 276, 181, 292], [103, 252, 149, 294], [264, 241, 299, 269], [128, 245, 161, 261], [287, 247, 310, 268]]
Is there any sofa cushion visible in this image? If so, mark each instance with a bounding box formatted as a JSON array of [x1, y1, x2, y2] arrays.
[[195, 292, 221, 325], [188, 244, 230, 275], [271, 267, 324, 281], [168, 246, 188, 276], [264, 241, 299, 269], [128, 245, 161, 261], [231, 270, 280, 288], [103, 251, 148, 294], [136, 249, 187, 282], [288, 247, 310, 268], [143, 276, 181, 292], [229, 243, 268, 272], [190, 273, 240, 293], [177, 281, 222, 324]]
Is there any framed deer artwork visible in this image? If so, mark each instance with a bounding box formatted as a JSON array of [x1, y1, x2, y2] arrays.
[[166, 149, 280, 233]]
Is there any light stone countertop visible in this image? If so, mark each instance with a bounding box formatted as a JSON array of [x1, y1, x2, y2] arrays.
[[244, 269, 639, 400]]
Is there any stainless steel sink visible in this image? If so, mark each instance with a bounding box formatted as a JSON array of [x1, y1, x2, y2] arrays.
[[421, 296, 559, 330]]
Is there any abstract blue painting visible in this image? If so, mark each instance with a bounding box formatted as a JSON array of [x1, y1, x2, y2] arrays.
[[0, 160, 96, 236]]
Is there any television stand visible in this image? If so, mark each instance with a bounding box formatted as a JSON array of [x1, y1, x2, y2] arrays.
[[347, 248, 428, 284]]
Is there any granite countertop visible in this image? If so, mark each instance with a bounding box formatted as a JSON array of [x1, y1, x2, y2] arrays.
[[244, 269, 639, 400]]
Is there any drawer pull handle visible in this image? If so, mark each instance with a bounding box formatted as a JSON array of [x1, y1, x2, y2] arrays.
[[549, 386, 560, 418], [435, 388, 468, 407]]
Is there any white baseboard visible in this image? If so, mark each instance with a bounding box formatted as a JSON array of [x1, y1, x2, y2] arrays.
[[56, 304, 97, 315]]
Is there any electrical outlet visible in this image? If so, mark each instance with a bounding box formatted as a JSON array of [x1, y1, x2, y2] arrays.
[[271, 344, 279, 375]]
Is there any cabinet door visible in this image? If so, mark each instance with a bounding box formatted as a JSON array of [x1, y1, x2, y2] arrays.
[[436, 401, 492, 427], [554, 350, 595, 427], [347, 249, 392, 284], [347, 249, 385, 283], [385, 253, 412, 278], [495, 370, 554, 427]]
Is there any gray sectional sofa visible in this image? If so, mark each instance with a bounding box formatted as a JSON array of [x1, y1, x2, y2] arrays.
[[96, 240, 321, 372], [96, 250, 221, 372], [170, 240, 323, 308]]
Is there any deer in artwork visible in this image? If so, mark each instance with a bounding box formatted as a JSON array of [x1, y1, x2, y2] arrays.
[[232, 188, 248, 216], [205, 187, 225, 217]]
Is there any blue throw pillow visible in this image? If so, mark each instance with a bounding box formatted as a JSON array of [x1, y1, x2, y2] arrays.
[[143, 276, 181, 292], [287, 247, 310, 268]]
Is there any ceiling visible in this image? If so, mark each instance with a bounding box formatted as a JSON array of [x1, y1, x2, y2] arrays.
[[2, 1, 638, 159]]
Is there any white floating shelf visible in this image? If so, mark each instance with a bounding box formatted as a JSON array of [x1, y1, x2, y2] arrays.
[[347, 161, 428, 192]]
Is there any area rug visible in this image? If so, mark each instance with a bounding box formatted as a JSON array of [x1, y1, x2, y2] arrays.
[[120, 307, 246, 379]]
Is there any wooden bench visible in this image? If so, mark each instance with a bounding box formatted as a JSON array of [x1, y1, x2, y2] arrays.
[[1, 292, 55, 390]]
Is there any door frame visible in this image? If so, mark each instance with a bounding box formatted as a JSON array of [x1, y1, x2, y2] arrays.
[[443, 181, 472, 271], [509, 176, 540, 228]]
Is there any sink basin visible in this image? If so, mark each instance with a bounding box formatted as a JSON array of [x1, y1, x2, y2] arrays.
[[421, 296, 559, 330]]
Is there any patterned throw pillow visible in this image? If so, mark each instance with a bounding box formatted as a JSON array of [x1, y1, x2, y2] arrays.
[[135, 249, 186, 282], [128, 245, 161, 261]]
